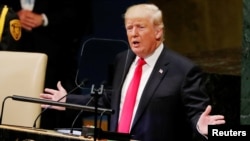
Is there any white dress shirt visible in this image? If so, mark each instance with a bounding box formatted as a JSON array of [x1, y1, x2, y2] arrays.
[[20, 0, 35, 11], [119, 43, 164, 131]]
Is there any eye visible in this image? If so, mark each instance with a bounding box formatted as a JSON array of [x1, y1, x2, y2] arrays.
[[126, 26, 133, 32], [139, 25, 145, 31]]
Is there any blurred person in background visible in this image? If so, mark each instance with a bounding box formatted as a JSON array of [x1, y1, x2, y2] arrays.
[[1, 0, 93, 129]]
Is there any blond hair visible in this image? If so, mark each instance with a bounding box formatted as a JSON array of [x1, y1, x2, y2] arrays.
[[124, 3, 165, 41]]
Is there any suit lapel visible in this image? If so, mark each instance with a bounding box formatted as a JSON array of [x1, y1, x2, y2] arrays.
[[131, 47, 170, 129], [117, 50, 135, 93]]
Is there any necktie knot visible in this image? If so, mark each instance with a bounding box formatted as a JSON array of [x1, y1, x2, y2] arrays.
[[138, 58, 146, 67]]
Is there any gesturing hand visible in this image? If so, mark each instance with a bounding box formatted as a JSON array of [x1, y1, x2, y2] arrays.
[[197, 105, 226, 135], [40, 81, 67, 110]]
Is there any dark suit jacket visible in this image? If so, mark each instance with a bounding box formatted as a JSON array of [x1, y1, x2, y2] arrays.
[[68, 46, 210, 141]]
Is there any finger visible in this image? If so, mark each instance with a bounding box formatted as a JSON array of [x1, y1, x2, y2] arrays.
[[44, 88, 59, 94], [57, 81, 62, 88], [41, 104, 50, 108], [215, 120, 226, 125], [202, 105, 212, 116], [211, 115, 225, 120], [40, 93, 52, 99], [210, 120, 226, 125], [57, 81, 64, 90], [210, 115, 225, 125], [57, 81, 66, 92], [20, 23, 32, 31], [41, 104, 56, 109]]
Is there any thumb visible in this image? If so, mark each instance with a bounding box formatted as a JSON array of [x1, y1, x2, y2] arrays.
[[202, 105, 212, 116], [57, 81, 66, 92]]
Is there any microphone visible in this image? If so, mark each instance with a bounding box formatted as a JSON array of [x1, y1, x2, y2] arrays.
[[11, 95, 114, 114], [32, 79, 89, 128]]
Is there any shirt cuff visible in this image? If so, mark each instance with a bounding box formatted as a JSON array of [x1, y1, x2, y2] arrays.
[[41, 13, 48, 26]]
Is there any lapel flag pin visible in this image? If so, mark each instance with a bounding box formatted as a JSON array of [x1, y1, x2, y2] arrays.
[[159, 69, 163, 74]]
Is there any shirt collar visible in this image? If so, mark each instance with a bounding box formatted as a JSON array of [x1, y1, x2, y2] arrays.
[[135, 43, 163, 67]]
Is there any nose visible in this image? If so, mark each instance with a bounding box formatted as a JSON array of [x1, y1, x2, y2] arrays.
[[131, 28, 138, 36]]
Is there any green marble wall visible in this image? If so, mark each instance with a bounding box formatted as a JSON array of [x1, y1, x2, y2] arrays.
[[241, 0, 250, 124], [149, 0, 242, 54]]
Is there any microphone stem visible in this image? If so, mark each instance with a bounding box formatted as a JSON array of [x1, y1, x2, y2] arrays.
[[0, 96, 12, 125], [90, 84, 104, 141], [70, 109, 83, 134], [94, 93, 99, 141], [69, 97, 94, 134]]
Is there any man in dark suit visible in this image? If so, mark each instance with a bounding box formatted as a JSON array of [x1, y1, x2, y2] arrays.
[[40, 3, 225, 141], [2, 0, 92, 129]]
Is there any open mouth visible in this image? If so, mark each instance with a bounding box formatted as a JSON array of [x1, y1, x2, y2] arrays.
[[132, 41, 140, 46]]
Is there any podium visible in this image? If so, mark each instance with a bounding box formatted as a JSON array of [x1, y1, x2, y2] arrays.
[[0, 125, 92, 141], [0, 125, 135, 141], [0, 96, 131, 141]]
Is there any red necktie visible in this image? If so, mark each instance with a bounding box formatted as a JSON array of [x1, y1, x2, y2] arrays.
[[118, 58, 146, 133]]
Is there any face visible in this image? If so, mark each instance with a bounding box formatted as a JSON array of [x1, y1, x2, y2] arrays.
[[125, 17, 162, 58]]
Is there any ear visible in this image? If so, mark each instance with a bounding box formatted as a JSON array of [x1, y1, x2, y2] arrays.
[[155, 28, 163, 40]]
